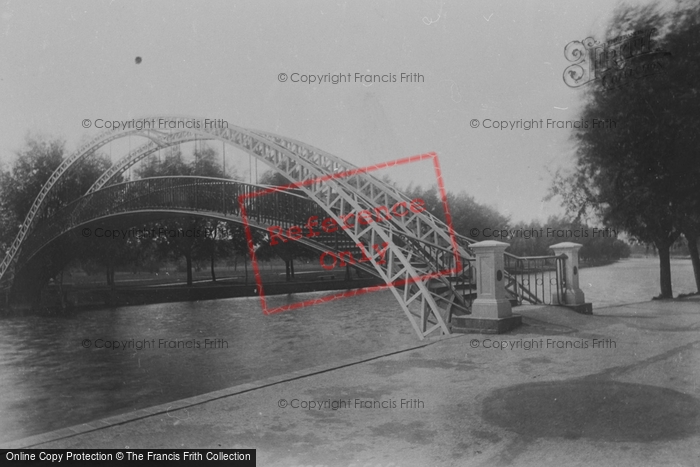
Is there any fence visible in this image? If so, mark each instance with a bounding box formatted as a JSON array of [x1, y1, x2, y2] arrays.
[[504, 253, 567, 305]]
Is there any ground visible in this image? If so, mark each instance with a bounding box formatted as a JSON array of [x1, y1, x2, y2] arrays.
[[3, 297, 699, 466]]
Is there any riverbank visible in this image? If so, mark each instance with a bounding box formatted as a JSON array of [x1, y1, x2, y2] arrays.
[[5, 274, 384, 314], [6, 295, 699, 466]]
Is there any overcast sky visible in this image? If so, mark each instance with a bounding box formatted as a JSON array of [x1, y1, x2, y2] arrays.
[[0, 0, 666, 223]]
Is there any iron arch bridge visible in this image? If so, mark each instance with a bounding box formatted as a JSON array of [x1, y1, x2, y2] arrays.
[[18, 175, 405, 284], [0, 117, 531, 339]]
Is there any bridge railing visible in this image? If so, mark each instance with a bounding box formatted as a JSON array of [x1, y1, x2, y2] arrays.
[[444, 229, 569, 307], [16, 173, 569, 315], [389, 230, 475, 317], [18, 177, 465, 279], [18, 177, 328, 266]]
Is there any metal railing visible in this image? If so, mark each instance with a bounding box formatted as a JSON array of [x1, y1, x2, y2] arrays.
[[395, 230, 476, 314], [422, 230, 570, 310], [14, 177, 472, 289], [18, 177, 335, 267], [504, 253, 567, 305]]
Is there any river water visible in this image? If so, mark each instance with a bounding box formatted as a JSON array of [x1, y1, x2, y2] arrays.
[[579, 257, 696, 308], [0, 257, 696, 443]]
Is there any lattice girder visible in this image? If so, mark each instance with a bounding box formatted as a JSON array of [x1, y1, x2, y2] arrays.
[[17, 175, 451, 339], [2, 117, 471, 339], [18, 178, 378, 279], [87, 130, 206, 194]]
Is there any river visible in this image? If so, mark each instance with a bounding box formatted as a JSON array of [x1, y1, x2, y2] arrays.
[[579, 257, 696, 308], [0, 257, 696, 443]]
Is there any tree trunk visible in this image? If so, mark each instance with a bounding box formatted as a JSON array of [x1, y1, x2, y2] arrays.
[[244, 257, 248, 284], [210, 251, 217, 282], [686, 232, 700, 293], [285, 260, 291, 282], [58, 271, 66, 311], [106, 259, 115, 287], [186, 253, 193, 286], [656, 242, 673, 298], [290, 258, 295, 279]]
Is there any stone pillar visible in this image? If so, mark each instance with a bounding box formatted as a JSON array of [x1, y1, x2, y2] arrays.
[[550, 242, 592, 314], [451, 240, 521, 333], [471, 240, 512, 318]]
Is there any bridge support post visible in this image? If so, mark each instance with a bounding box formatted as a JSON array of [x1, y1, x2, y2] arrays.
[[452, 240, 521, 334], [550, 242, 592, 314]]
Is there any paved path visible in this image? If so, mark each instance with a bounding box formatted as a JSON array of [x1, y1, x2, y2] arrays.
[[4, 298, 700, 466]]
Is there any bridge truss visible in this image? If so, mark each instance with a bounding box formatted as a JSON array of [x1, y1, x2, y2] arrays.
[[0, 117, 488, 339]]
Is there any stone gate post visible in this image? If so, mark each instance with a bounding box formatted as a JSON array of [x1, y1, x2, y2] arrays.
[[550, 242, 592, 314], [452, 240, 521, 333]]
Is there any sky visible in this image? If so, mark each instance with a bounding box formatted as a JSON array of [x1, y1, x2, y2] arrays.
[[0, 0, 668, 223]]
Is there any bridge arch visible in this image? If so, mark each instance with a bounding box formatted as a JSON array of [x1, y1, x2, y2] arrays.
[[18, 176, 379, 280], [2, 117, 476, 339]]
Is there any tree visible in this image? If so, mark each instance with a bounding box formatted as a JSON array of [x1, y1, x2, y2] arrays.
[[195, 221, 242, 282], [665, 4, 700, 294], [256, 169, 315, 280], [402, 184, 509, 241], [503, 216, 631, 262], [230, 225, 272, 284], [259, 170, 294, 188], [549, 2, 700, 298], [134, 143, 235, 285], [0, 133, 112, 249], [137, 146, 190, 178], [0, 133, 113, 300], [445, 191, 509, 241]]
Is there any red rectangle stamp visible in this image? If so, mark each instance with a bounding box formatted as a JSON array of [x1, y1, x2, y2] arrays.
[[238, 152, 460, 315]]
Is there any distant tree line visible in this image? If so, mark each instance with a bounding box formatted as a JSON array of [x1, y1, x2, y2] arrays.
[[400, 184, 630, 263], [0, 134, 633, 296], [503, 218, 630, 262]]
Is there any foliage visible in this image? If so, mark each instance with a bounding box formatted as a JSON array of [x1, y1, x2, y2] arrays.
[[547, 1, 700, 296], [256, 169, 319, 280], [134, 143, 241, 285], [505, 217, 631, 262], [0, 133, 112, 253], [402, 184, 509, 242]]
